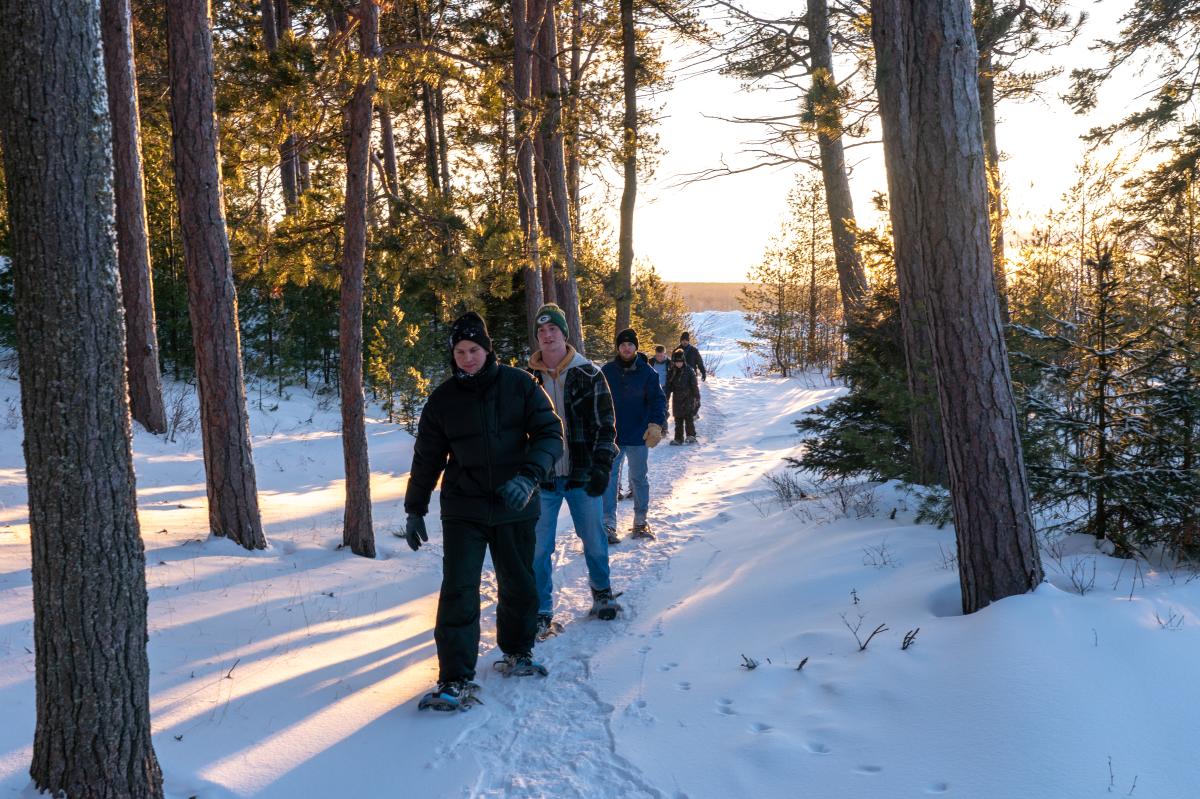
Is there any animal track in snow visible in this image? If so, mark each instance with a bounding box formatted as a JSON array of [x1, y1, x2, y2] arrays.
[[925, 782, 949, 794], [804, 741, 831, 754], [715, 698, 736, 715], [675, 681, 691, 691], [854, 765, 883, 775], [656, 661, 679, 672], [748, 722, 772, 734]]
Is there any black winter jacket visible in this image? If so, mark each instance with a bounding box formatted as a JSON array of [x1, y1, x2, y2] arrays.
[[680, 343, 706, 380], [404, 359, 563, 524], [666, 362, 701, 417]]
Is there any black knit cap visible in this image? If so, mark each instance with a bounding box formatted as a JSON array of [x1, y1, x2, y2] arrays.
[[450, 311, 492, 352], [615, 327, 639, 348], [671, 347, 685, 362]]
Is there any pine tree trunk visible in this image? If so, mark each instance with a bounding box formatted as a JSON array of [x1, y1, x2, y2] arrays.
[[535, 0, 585, 353], [262, 0, 299, 213], [872, 0, 1043, 614], [339, 0, 379, 558], [870, 2, 947, 489], [806, 0, 869, 320], [978, 51, 1010, 324], [513, 0, 544, 347], [0, 2, 164, 794], [567, 0, 584, 218], [614, 0, 637, 337], [166, 0, 266, 550], [101, 0, 167, 434], [378, 105, 399, 194]]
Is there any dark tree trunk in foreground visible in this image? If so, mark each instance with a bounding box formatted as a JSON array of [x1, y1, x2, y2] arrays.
[[978, 50, 1010, 324], [101, 0, 167, 434], [513, 0, 544, 347], [869, 1, 947, 489], [872, 0, 1043, 614], [339, 0, 378, 558], [167, 0, 266, 549], [806, 0, 869, 320], [0, 2, 164, 795], [614, 0, 637, 336]]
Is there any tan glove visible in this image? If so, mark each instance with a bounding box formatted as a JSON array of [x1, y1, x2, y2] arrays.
[[643, 423, 665, 448]]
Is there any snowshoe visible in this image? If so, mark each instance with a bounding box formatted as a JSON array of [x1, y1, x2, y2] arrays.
[[589, 587, 624, 620], [536, 613, 564, 642], [630, 522, 655, 540], [493, 652, 549, 677], [418, 680, 482, 712], [605, 524, 621, 545]]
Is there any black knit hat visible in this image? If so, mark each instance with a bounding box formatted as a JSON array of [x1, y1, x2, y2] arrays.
[[450, 311, 492, 352], [671, 348, 685, 362], [615, 327, 639, 348]]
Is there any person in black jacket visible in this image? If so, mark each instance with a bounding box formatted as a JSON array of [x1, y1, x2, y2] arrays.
[[678, 331, 707, 381], [665, 348, 701, 444], [402, 311, 563, 711]]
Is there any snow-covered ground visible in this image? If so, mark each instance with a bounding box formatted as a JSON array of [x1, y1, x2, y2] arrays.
[[1, 316, 1199, 798], [689, 310, 760, 377]]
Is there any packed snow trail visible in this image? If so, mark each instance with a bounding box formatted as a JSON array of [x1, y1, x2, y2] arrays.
[[433, 375, 841, 798]]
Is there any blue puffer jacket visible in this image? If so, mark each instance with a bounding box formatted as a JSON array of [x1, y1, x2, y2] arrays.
[[602, 352, 668, 446]]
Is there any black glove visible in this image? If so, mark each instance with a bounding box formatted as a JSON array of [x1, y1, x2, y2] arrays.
[[585, 465, 610, 497], [404, 514, 428, 551], [498, 474, 537, 511]]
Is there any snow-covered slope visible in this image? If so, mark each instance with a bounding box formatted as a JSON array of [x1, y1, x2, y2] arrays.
[[1, 363, 1198, 798]]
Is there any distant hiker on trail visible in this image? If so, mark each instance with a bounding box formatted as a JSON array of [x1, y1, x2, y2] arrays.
[[614, 343, 670, 502], [678, 332, 707, 382], [602, 328, 668, 541], [402, 311, 562, 711], [528, 303, 623, 639], [666, 348, 700, 445], [651, 344, 670, 391]]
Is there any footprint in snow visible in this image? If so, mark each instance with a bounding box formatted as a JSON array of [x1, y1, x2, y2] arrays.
[[676, 681, 692, 691], [749, 722, 772, 734], [855, 765, 883, 775], [638, 645, 652, 654], [657, 661, 679, 672], [715, 698, 735, 716], [805, 741, 831, 754], [925, 783, 949, 794]]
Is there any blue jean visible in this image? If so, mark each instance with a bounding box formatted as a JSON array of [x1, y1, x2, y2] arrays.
[[604, 444, 649, 528], [533, 477, 612, 615]]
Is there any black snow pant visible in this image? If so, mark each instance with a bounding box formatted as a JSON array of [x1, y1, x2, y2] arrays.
[[673, 414, 696, 442], [435, 517, 539, 683]]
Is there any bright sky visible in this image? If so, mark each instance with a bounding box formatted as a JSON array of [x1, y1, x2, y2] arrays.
[[634, 1, 1133, 284]]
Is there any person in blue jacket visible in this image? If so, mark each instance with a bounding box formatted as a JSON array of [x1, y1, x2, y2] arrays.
[[601, 328, 667, 540]]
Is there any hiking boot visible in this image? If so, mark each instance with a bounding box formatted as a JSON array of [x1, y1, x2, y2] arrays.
[[589, 587, 623, 620], [418, 679, 482, 712], [631, 521, 655, 540], [536, 613, 563, 641], [685, 435, 698, 444], [605, 524, 621, 545], [669, 439, 683, 446], [493, 651, 549, 677], [618, 488, 632, 501]]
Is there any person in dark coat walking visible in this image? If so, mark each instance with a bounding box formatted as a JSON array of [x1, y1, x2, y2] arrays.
[[666, 348, 701, 444], [678, 331, 707, 381], [602, 328, 667, 540], [402, 311, 563, 710]]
